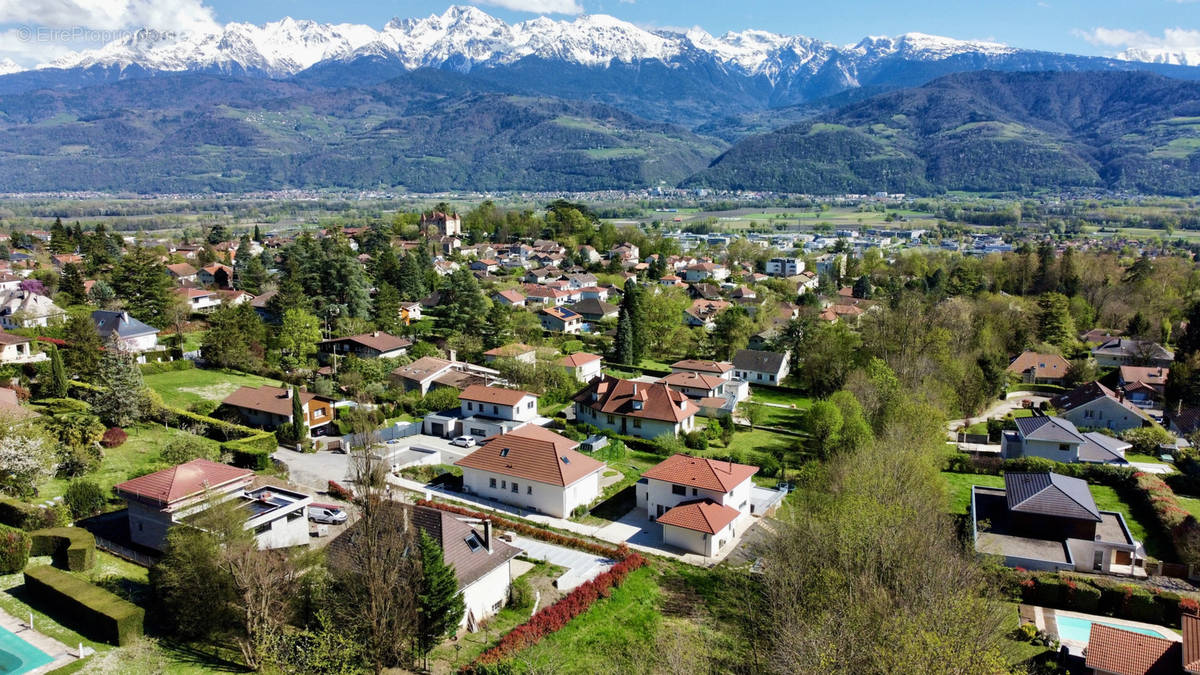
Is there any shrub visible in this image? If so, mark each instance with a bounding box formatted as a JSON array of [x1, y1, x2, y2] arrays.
[[0, 499, 67, 531], [30, 528, 95, 571], [100, 427, 127, 449], [1125, 587, 1163, 624], [1182, 597, 1200, 616], [508, 576, 534, 612], [683, 431, 708, 451], [159, 436, 218, 465], [0, 524, 29, 573], [64, 479, 106, 520], [1067, 580, 1101, 613], [327, 481, 354, 502], [138, 360, 194, 375], [23, 565, 143, 645]]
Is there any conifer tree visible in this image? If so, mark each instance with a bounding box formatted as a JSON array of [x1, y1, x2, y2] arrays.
[[372, 283, 402, 334], [92, 335, 149, 427], [58, 263, 86, 306], [415, 530, 464, 668], [62, 313, 103, 380], [292, 386, 307, 441], [46, 346, 68, 399]]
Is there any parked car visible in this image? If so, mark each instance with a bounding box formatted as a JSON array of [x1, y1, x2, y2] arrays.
[[450, 436, 477, 448], [308, 506, 348, 524]]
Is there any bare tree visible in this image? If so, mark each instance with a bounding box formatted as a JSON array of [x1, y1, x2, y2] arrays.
[[226, 546, 299, 670]]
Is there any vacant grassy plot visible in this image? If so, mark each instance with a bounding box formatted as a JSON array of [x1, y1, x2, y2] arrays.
[[37, 424, 220, 501], [942, 471, 1006, 514], [748, 388, 811, 407], [716, 428, 799, 463], [502, 566, 660, 672], [143, 368, 278, 409]]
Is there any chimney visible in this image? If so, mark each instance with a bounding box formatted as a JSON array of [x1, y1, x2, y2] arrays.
[[482, 519, 493, 553], [121, 311, 129, 323], [448, 349, 457, 362], [372, 331, 380, 338], [285, 388, 293, 399]]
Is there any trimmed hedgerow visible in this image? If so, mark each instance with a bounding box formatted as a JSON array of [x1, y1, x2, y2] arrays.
[[469, 554, 648, 669], [23, 565, 143, 645], [0, 524, 30, 573], [30, 527, 95, 571], [416, 499, 633, 561], [1001, 568, 1197, 628]]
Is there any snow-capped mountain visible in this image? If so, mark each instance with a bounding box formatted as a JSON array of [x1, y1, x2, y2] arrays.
[[42, 5, 1016, 81], [1119, 47, 1200, 68]]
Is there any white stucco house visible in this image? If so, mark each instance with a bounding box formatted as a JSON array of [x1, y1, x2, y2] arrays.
[[92, 310, 160, 354], [558, 352, 603, 383], [636, 454, 759, 557], [572, 376, 699, 439], [732, 349, 790, 386], [1050, 381, 1151, 433], [1001, 415, 1131, 464], [0, 332, 45, 364], [456, 429, 605, 518], [114, 459, 312, 552], [423, 385, 540, 440], [0, 290, 65, 329]]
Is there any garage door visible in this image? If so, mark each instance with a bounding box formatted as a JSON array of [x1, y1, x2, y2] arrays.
[[430, 422, 444, 437]]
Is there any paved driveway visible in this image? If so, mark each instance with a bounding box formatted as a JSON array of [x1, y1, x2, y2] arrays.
[[508, 534, 613, 591]]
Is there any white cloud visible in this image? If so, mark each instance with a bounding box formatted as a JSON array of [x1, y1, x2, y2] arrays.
[[471, 0, 584, 14], [0, 0, 219, 34], [1075, 26, 1200, 52]]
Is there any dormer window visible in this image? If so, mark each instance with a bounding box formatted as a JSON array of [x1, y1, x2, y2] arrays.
[[500, 448, 510, 457], [632, 400, 643, 411]]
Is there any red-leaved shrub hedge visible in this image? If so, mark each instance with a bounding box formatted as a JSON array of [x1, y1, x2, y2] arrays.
[[100, 427, 127, 449], [327, 480, 353, 502], [415, 499, 632, 561], [468, 553, 647, 669]]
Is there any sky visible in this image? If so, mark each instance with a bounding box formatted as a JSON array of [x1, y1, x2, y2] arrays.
[[0, 0, 1198, 66]]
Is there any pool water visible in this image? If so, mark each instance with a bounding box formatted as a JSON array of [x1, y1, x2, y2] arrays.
[[0, 625, 52, 675], [1056, 614, 1173, 644]]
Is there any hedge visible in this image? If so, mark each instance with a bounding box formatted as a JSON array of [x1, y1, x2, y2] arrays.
[[221, 432, 277, 470], [0, 499, 65, 532], [0, 524, 29, 573], [1004, 569, 1196, 628], [30, 528, 95, 571], [23, 565, 144, 645], [469, 554, 648, 669], [416, 499, 632, 561], [138, 360, 194, 375]]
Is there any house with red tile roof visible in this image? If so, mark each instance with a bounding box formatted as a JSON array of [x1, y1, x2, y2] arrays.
[[221, 385, 334, 436], [483, 343, 537, 365], [422, 384, 540, 440], [636, 454, 758, 557], [558, 352, 602, 383], [573, 376, 699, 439], [1006, 351, 1072, 385], [318, 331, 412, 361], [1083, 612, 1200, 674], [115, 459, 312, 552], [540, 305, 583, 334], [492, 289, 526, 307], [455, 431, 605, 518]]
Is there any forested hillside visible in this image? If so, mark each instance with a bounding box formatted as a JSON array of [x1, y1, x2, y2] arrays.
[[685, 71, 1200, 195]]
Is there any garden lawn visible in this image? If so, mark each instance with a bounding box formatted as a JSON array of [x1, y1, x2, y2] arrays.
[[999, 601, 1053, 668], [749, 388, 812, 408], [714, 428, 799, 464], [500, 566, 660, 672], [37, 424, 221, 501], [1177, 495, 1200, 520], [942, 471, 1005, 515], [144, 368, 277, 409]]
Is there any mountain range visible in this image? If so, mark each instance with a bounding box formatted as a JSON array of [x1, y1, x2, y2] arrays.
[[0, 6, 1199, 194], [686, 71, 1200, 196]]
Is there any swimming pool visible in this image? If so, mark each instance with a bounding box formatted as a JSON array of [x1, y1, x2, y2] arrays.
[[1055, 614, 1174, 644], [0, 625, 52, 675]]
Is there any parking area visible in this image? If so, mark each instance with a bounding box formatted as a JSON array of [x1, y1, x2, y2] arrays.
[[274, 434, 480, 490]]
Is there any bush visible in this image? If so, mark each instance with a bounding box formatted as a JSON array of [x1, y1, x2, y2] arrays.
[[1067, 579, 1101, 613], [23, 565, 143, 645], [0, 524, 29, 573], [509, 575, 535, 612], [683, 431, 708, 451], [64, 479, 106, 520], [1125, 587, 1163, 624], [138, 360, 194, 375], [159, 436, 218, 465], [100, 427, 127, 448], [327, 481, 354, 502], [1123, 427, 1175, 456], [0, 499, 68, 531], [756, 454, 780, 478], [30, 528, 95, 571]]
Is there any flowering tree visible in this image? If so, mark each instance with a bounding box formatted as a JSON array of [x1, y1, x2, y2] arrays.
[[0, 432, 56, 497]]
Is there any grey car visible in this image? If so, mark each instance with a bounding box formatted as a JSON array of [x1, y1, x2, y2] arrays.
[[307, 506, 348, 524]]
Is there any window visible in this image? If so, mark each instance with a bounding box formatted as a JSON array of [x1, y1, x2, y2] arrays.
[[1059, 444, 1070, 452], [465, 534, 482, 552], [466, 401, 473, 411], [493, 405, 499, 415], [527, 486, 533, 495], [489, 478, 497, 488], [633, 419, 642, 429], [607, 415, 615, 425], [512, 482, 519, 493], [500, 448, 510, 457], [692, 488, 698, 496], [501, 480, 507, 489], [672, 484, 686, 495], [528, 401, 534, 409]]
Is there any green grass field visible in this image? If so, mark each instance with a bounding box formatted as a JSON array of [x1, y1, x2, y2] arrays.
[[502, 566, 660, 671], [37, 424, 220, 501], [143, 368, 278, 409]]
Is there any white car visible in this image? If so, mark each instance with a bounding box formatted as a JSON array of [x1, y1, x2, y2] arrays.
[[308, 506, 348, 525], [450, 436, 477, 448]]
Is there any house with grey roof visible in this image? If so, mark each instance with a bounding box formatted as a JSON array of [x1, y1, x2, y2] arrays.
[[971, 472, 1144, 576], [1050, 381, 1151, 433], [1090, 338, 1174, 368], [1001, 415, 1131, 465], [731, 349, 790, 385], [92, 310, 160, 355]]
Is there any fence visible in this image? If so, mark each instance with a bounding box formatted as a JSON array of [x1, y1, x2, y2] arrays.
[[342, 420, 422, 450], [93, 535, 158, 568]]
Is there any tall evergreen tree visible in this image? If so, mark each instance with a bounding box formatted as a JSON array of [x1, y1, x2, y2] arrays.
[[92, 335, 149, 427], [612, 301, 635, 365], [440, 268, 488, 328], [239, 256, 267, 296], [480, 302, 513, 350], [48, 218, 72, 254], [233, 234, 253, 289], [253, 224, 262, 242], [207, 223, 229, 245], [415, 530, 464, 669], [111, 246, 172, 326], [46, 346, 68, 399], [58, 263, 86, 306], [62, 313, 103, 381], [1036, 293, 1076, 349], [1059, 246, 1080, 296], [291, 386, 307, 441], [1177, 301, 1200, 361], [372, 283, 402, 334], [622, 279, 647, 362], [397, 251, 428, 301]]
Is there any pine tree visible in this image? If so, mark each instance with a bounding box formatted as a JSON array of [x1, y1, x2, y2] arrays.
[[398, 251, 428, 301], [618, 279, 646, 363], [46, 346, 68, 398], [1059, 247, 1080, 296], [372, 282, 402, 334], [613, 303, 635, 365], [233, 234, 252, 289], [111, 246, 172, 326], [1177, 301, 1200, 360], [480, 302, 513, 350], [92, 335, 149, 427], [291, 386, 307, 441], [253, 224, 262, 242], [415, 530, 464, 668], [58, 263, 86, 306], [240, 256, 267, 295], [62, 313, 103, 381], [207, 224, 229, 245], [48, 218, 71, 254], [441, 268, 488, 328]]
